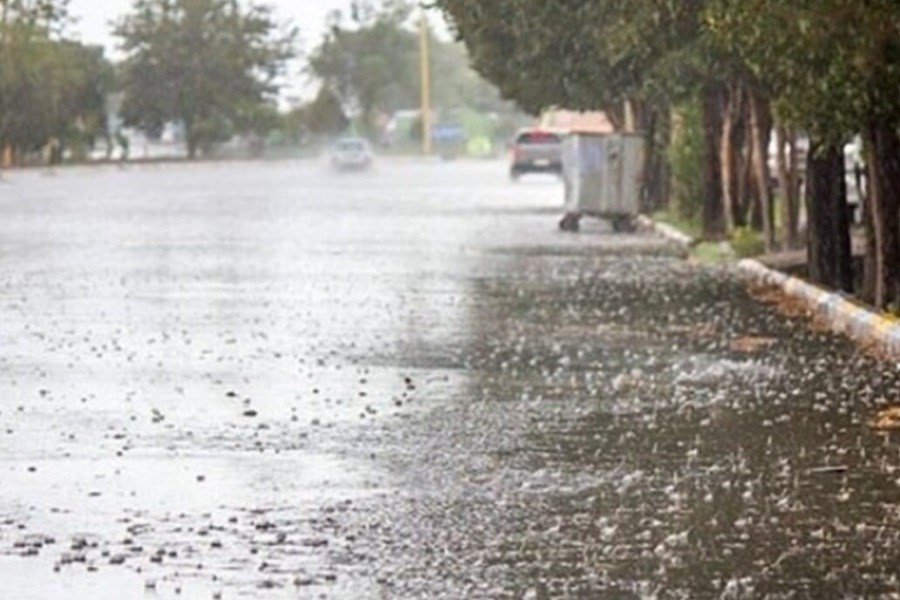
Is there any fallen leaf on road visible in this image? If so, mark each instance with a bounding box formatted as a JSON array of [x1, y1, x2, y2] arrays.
[[730, 336, 777, 353], [872, 406, 900, 431]]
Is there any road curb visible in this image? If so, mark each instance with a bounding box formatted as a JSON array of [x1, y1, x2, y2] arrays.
[[638, 215, 900, 359], [737, 258, 900, 359], [636, 215, 695, 247]]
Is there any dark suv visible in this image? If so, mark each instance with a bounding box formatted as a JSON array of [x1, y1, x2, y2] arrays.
[[509, 129, 564, 180]]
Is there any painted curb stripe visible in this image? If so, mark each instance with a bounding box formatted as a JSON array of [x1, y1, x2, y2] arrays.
[[841, 305, 874, 337], [849, 309, 875, 336], [817, 294, 841, 313], [888, 327, 900, 352], [871, 317, 898, 341], [737, 258, 900, 360], [638, 217, 694, 247]]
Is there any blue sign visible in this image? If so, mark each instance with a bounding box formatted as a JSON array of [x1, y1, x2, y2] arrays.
[[431, 123, 465, 142]]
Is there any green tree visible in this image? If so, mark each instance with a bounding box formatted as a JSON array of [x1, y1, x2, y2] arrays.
[[707, 0, 900, 306], [302, 86, 350, 137], [429, 35, 514, 116], [442, 0, 900, 308], [306, 1, 524, 145], [307, 1, 417, 136], [114, 0, 296, 159], [0, 0, 112, 163], [42, 41, 113, 160], [437, 0, 717, 219]]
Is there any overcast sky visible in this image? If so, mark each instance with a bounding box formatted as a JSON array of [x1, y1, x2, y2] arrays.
[[66, 0, 445, 103], [67, 0, 352, 53]]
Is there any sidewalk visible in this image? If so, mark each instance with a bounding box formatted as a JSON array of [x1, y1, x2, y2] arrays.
[[642, 217, 900, 361]]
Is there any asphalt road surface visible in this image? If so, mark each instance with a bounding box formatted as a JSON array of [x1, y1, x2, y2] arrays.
[[1, 159, 900, 599]]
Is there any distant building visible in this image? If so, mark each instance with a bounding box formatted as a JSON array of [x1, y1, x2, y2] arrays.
[[539, 110, 615, 134]]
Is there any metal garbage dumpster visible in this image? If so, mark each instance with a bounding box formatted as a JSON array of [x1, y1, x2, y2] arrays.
[[560, 133, 645, 232]]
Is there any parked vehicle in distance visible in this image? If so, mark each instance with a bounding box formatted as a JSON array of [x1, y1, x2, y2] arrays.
[[509, 128, 564, 180], [330, 137, 374, 171]]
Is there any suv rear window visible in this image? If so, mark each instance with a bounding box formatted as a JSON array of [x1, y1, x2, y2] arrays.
[[516, 131, 561, 145]]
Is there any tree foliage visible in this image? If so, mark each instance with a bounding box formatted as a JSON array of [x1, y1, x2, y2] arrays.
[[438, 1, 710, 117], [307, 0, 518, 137], [307, 1, 417, 135], [706, 0, 900, 307], [0, 0, 112, 162], [114, 0, 296, 158], [438, 0, 900, 308], [301, 86, 349, 137], [438, 0, 720, 229]]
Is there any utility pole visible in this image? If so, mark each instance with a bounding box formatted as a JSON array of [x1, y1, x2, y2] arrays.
[[419, 6, 432, 155]]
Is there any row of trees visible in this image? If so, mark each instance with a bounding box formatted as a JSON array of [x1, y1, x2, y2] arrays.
[[0, 0, 112, 163], [304, 1, 521, 141], [0, 0, 294, 162], [436, 0, 900, 310], [0, 0, 522, 163], [115, 0, 296, 159]]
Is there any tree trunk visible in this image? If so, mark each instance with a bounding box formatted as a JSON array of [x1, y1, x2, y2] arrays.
[[641, 108, 668, 213], [776, 126, 801, 249], [864, 120, 900, 310], [720, 82, 739, 233], [606, 103, 625, 132], [748, 91, 775, 252], [806, 140, 853, 293], [861, 180, 877, 304], [624, 98, 639, 133], [737, 94, 755, 228], [184, 116, 198, 160], [701, 83, 726, 238], [187, 137, 198, 160]]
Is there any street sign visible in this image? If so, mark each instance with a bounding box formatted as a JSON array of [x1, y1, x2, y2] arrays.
[[431, 123, 465, 142]]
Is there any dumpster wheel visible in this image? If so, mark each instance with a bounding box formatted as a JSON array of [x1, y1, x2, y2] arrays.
[[611, 216, 636, 233], [559, 212, 581, 232]]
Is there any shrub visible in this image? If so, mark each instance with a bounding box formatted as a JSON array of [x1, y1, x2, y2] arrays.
[[667, 99, 705, 224], [731, 227, 765, 258]]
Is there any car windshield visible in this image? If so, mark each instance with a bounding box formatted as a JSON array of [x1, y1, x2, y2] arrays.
[[516, 131, 561, 145], [336, 139, 367, 151]]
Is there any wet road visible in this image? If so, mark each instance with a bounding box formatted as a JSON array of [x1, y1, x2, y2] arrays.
[[1, 159, 900, 599]]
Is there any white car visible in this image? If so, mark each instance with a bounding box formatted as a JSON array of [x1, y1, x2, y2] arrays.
[[330, 137, 374, 170]]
